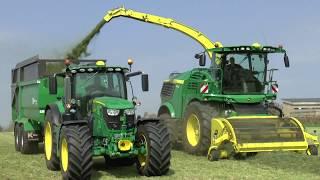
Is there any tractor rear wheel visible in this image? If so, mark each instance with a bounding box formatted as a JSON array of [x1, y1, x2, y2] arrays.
[[20, 124, 38, 154], [182, 102, 217, 155], [60, 125, 93, 180], [44, 110, 60, 171], [14, 124, 21, 152], [136, 121, 171, 176]]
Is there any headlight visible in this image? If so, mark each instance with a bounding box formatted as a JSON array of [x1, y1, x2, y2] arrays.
[[107, 109, 120, 116], [124, 109, 135, 115]]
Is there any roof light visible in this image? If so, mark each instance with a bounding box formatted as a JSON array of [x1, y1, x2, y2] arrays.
[[64, 59, 71, 66], [96, 61, 105, 66], [252, 42, 262, 49], [128, 58, 133, 65]]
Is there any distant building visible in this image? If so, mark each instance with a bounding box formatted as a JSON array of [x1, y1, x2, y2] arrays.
[[282, 98, 320, 118]]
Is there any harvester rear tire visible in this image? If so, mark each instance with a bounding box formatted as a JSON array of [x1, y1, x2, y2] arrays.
[[14, 124, 21, 152], [159, 113, 180, 149], [182, 102, 217, 155], [60, 125, 93, 180], [44, 110, 60, 171], [20, 124, 38, 154], [136, 121, 171, 176]]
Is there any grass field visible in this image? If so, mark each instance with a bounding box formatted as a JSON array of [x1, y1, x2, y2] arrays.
[[1, 130, 320, 180]]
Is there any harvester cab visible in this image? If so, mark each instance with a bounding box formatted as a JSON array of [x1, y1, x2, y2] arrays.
[[159, 43, 319, 160]]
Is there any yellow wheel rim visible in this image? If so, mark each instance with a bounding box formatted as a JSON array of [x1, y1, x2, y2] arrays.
[[61, 137, 69, 172], [44, 122, 52, 160], [138, 134, 147, 167], [186, 113, 201, 147]]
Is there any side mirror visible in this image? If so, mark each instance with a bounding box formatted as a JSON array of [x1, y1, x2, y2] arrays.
[[195, 53, 206, 66], [49, 76, 57, 94], [284, 53, 290, 67], [141, 74, 149, 92]]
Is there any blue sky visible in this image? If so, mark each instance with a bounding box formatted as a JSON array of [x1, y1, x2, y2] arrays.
[[1, 0, 320, 127]]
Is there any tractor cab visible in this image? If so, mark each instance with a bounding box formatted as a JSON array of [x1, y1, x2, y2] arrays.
[[203, 43, 289, 96], [49, 59, 149, 123]]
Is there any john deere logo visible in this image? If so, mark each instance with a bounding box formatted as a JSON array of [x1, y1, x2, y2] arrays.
[[247, 98, 251, 102]]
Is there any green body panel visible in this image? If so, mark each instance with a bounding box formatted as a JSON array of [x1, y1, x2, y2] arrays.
[[94, 97, 134, 109], [12, 77, 64, 131]]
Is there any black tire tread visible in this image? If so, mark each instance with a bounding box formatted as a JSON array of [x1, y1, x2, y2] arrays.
[[44, 110, 60, 171], [137, 121, 171, 176], [182, 101, 218, 155], [20, 124, 38, 154], [60, 125, 93, 180]]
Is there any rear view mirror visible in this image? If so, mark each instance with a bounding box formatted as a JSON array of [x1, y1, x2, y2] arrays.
[[49, 76, 57, 94], [141, 74, 149, 91], [284, 53, 290, 67], [195, 53, 206, 66]]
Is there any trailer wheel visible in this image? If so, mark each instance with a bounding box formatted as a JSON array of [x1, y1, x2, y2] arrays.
[[60, 125, 93, 180], [20, 124, 38, 154], [44, 110, 60, 170], [307, 145, 318, 156], [14, 124, 21, 152], [182, 102, 217, 155], [136, 121, 171, 176]]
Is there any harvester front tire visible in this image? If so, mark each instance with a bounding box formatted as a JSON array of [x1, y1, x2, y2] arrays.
[[182, 102, 217, 155], [60, 125, 93, 180], [307, 145, 318, 156], [208, 149, 220, 161], [44, 110, 60, 171], [159, 113, 180, 149], [20, 124, 38, 154], [136, 121, 171, 176], [14, 124, 21, 152]]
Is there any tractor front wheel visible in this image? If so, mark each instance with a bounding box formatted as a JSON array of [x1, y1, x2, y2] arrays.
[[136, 121, 171, 176], [60, 125, 93, 180]]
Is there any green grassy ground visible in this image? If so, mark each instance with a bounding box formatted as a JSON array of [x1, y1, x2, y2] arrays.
[[1, 131, 320, 180]]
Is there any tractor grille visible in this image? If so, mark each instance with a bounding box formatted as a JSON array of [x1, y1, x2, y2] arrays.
[[126, 115, 135, 129], [103, 108, 121, 130], [227, 118, 305, 144], [103, 108, 136, 130]]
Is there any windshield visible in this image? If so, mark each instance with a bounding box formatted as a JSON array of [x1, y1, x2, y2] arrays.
[[222, 53, 266, 94], [74, 72, 126, 99]]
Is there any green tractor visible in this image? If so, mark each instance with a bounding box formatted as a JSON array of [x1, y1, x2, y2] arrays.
[[12, 57, 171, 179], [158, 43, 319, 159]]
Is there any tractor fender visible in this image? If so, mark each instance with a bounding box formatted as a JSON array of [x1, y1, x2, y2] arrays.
[[45, 104, 62, 125], [158, 102, 176, 118], [136, 117, 160, 126]]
